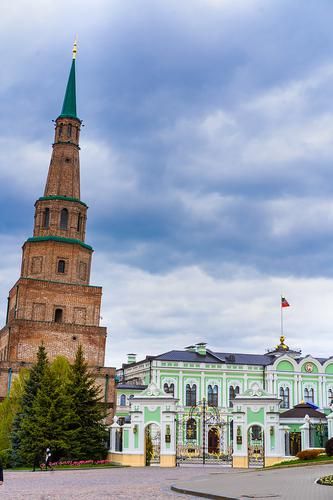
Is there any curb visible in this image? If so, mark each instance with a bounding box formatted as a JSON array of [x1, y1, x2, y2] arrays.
[[170, 485, 237, 499]]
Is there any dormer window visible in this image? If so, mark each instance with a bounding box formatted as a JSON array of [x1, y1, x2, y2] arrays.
[[60, 208, 68, 230]]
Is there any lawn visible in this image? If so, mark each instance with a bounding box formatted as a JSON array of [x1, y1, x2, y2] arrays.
[[269, 454, 333, 468]]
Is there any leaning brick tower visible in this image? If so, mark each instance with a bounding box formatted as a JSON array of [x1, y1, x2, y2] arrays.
[[0, 43, 115, 417]]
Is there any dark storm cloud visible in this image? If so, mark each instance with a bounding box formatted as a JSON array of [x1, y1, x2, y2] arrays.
[[3, 1, 333, 364]]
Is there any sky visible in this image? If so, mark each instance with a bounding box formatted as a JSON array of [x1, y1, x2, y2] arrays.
[[1, 0, 333, 368]]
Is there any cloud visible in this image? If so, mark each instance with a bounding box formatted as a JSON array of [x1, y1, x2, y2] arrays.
[[2, 1, 333, 367], [92, 257, 333, 367]]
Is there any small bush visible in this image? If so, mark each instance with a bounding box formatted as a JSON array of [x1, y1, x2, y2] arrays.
[[296, 449, 322, 460], [0, 449, 13, 468], [317, 475, 333, 486], [325, 437, 333, 457]]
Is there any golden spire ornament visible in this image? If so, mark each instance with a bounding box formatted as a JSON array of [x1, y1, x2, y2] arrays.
[[72, 38, 78, 60]]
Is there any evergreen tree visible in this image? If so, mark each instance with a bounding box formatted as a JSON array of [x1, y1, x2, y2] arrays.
[[66, 345, 108, 459], [18, 364, 73, 465], [0, 369, 28, 466], [11, 344, 49, 465]]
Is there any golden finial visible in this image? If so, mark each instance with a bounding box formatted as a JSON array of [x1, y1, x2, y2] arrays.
[[72, 38, 78, 60]]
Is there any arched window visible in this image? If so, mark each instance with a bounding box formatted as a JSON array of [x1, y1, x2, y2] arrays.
[[58, 124, 63, 138], [164, 382, 175, 396], [280, 387, 290, 408], [77, 213, 82, 232], [54, 308, 63, 323], [60, 208, 68, 230], [42, 208, 50, 228], [186, 418, 197, 440], [186, 384, 197, 406], [304, 387, 314, 403], [120, 394, 126, 406], [328, 389, 333, 406], [208, 384, 218, 406], [229, 385, 240, 407], [57, 260, 65, 273], [67, 124, 72, 138]]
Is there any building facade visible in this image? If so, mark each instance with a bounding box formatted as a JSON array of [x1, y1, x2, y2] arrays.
[[0, 45, 115, 418], [112, 338, 333, 466]]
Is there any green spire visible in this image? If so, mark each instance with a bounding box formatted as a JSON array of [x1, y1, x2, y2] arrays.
[[59, 42, 78, 119]]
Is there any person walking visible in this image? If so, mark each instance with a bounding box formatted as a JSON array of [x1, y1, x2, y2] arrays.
[[44, 448, 53, 471], [0, 457, 4, 485]]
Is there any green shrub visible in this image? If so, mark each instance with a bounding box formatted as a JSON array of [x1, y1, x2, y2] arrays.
[[296, 448, 322, 460], [325, 437, 333, 457], [317, 475, 333, 486], [0, 449, 13, 468]]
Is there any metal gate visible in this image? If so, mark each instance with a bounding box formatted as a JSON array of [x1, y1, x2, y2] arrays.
[[176, 400, 232, 466], [248, 425, 264, 468]]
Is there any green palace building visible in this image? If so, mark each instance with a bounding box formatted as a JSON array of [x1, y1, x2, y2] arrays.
[[108, 337, 333, 467]]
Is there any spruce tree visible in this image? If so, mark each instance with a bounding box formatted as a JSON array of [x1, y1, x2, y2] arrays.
[[66, 345, 108, 459], [11, 344, 49, 466], [18, 364, 73, 465]]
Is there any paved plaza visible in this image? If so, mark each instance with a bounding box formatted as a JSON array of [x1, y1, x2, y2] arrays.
[[0, 464, 333, 499]]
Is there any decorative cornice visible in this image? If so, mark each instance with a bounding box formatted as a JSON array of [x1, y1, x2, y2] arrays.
[[37, 196, 87, 208], [25, 236, 93, 251]]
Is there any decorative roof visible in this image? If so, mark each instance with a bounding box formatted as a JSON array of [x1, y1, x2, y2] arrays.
[[116, 384, 147, 390], [280, 402, 327, 419], [58, 42, 78, 120], [133, 381, 173, 399], [156, 349, 274, 366], [236, 384, 278, 399]]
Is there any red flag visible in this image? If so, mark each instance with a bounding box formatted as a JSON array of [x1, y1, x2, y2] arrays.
[[281, 297, 290, 308]]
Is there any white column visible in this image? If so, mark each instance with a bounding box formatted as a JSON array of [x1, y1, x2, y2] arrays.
[[201, 372, 205, 401], [298, 375, 302, 403], [327, 411, 333, 438], [179, 370, 183, 404], [319, 376, 323, 408], [301, 416, 310, 450], [222, 372, 226, 408]]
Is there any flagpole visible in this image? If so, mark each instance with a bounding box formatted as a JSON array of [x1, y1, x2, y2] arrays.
[[280, 295, 283, 337]]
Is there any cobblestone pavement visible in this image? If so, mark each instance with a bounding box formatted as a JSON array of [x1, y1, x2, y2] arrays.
[[0, 465, 232, 499], [173, 463, 333, 499]]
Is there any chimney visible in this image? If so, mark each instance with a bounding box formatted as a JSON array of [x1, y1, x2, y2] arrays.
[[127, 353, 137, 364], [196, 343, 207, 356], [185, 345, 196, 352]]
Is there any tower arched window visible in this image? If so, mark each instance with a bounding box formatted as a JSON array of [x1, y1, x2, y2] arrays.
[[208, 384, 218, 407], [186, 418, 197, 440], [57, 260, 65, 273], [67, 124, 72, 138], [58, 124, 63, 138], [60, 208, 68, 230], [229, 385, 240, 407], [54, 308, 63, 323], [186, 384, 197, 406], [120, 394, 126, 406], [42, 208, 50, 228], [77, 213, 82, 232]]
